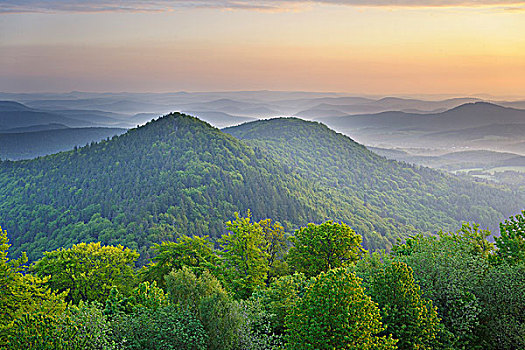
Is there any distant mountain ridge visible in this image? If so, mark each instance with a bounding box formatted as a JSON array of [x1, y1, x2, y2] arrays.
[[319, 102, 525, 132], [0, 123, 69, 133], [370, 147, 525, 171], [0, 127, 127, 160], [0, 110, 96, 130], [317, 102, 525, 153], [295, 97, 483, 118], [0, 101, 33, 112]]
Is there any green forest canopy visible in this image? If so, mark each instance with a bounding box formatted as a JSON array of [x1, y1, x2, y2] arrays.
[[1, 211, 524, 349], [0, 113, 523, 262]]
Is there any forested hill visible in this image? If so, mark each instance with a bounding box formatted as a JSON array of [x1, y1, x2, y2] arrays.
[[1, 113, 522, 262], [225, 118, 524, 234], [0, 113, 414, 262]]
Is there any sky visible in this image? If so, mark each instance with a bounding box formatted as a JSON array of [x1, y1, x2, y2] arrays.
[[1, 0, 525, 96]]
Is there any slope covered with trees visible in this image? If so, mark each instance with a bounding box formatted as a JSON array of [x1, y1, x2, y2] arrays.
[[0, 113, 417, 261], [225, 118, 523, 236], [0, 114, 307, 260]]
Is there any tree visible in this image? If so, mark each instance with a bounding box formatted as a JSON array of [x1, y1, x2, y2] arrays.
[[285, 267, 397, 350], [32, 242, 139, 304], [104, 281, 169, 316], [218, 211, 269, 299], [259, 218, 289, 281], [475, 263, 525, 349], [494, 210, 525, 265], [365, 259, 440, 350], [111, 305, 207, 350], [166, 267, 242, 350], [5, 313, 70, 350], [142, 235, 220, 288], [236, 294, 284, 350], [6, 302, 116, 350], [0, 226, 67, 342], [254, 273, 310, 336], [392, 227, 490, 349], [288, 221, 365, 277]]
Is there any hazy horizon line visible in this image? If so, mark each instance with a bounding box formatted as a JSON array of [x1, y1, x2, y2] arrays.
[[1, 90, 524, 100]]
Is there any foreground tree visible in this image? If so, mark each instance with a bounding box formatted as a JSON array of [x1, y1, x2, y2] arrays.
[[259, 218, 289, 281], [166, 267, 242, 350], [475, 262, 525, 349], [285, 267, 397, 350], [142, 235, 220, 288], [32, 242, 139, 304], [111, 305, 207, 350], [218, 211, 269, 299], [255, 273, 310, 336], [0, 226, 67, 343], [364, 259, 440, 350], [104, 281, 169, 316], [494, 210, 525, 265], [288, 221, 365, 277], [392, 225, 491, 349], [6, 302, 115, 350]]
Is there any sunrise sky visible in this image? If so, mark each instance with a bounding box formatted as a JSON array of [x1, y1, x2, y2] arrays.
[[1, 1, 525, 96]]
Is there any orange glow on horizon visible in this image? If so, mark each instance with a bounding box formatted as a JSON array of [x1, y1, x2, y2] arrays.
[[0, 4, 524, 95]]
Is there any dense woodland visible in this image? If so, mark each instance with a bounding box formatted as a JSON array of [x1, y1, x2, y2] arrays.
[[0, 114, 522, 264], [0, 113, 524, 349], [1, 210, 524, 349], [225, 118, 522, 233]]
